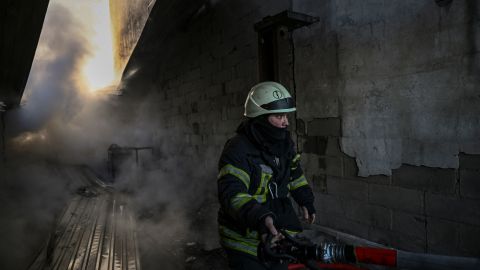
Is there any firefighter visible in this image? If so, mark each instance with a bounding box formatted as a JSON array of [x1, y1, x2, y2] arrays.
[[217, 81, 316, 269]]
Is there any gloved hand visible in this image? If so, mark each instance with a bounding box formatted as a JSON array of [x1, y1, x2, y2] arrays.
[[0, 101, 6, 112]]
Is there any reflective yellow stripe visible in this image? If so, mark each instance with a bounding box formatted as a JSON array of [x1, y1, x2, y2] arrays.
[[219, 225, 259, 256], [284, 229, 300, 236], [220, 238, 258, 256], [292, 153, 301, 163], [245, 228, 259, 239], [288, 174, 308, 190], [218, 164, 250, 188], [254, 165, 273, 201], [253, 194, 266, 203], [291, 153, 301, 170], [219, 225, 259, 244], [254, 172, 272, 196], [230, 193, 254, 210]]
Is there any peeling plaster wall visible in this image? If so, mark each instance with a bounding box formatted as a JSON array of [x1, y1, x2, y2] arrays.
[[294, 0, 480, 176], [292, 0, 480, 256]]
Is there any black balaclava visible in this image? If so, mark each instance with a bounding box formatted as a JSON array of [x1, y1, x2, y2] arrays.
[[238, 115, 290, 157]]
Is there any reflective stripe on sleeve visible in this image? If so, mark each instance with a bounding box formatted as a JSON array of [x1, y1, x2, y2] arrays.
[[220, 238, 258, 256], [230, 193, 254, 211], [253, 194, 266, 203], [219, 225, 259, 256], [219, 225, 259, 244], [288, 174, 308, 190], [218, 164, 250, 188], [291, 153, 301, 170], [292, 153, 301, 164], [284, 229, 300, 236]]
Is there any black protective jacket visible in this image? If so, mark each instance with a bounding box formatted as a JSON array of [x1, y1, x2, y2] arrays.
[[217, 120, 315, 256]]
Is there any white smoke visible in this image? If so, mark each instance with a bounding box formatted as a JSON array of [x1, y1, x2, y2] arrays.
[[1, 1, 220, 269]]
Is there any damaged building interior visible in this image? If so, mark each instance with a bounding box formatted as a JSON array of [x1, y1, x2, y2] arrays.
[[1, 0, 480, 269]]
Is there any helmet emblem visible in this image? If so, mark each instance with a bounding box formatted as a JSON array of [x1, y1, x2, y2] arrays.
[[272, 90, 284, 99]]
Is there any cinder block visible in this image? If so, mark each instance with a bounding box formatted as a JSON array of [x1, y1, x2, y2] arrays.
[[313, 211, 331, 227], [459, 153, 480, 170], [326, 137, 342, 156], [226, 106, 243, 120], [369, 184, 424, 214], [392, 164, 456, 194], [187, 112, 204, 124], [188, 134, 202, 146], [313, 193, 345, 216], [368, 227, 395, 247], [205, 110, 222, 124], [392, 211, 426, 240], [426, 217, 459, 256], [307, 118, 341, 137], [211, 68, 233, 84], [296, 119, 306, 136], [206, 84, 223, 98], [457, 223, 480, 257], [196, 100, 212, 112], [190, 102, 198, 113], [301, 153, 325, 176], [224, 78, 245, 94], [325, 156, 343, 177], [327, 176, 368, 201], [192, 122, 200, 135], [393, 231, 427, 253], [311, 174, 327, 194], [210, 134, 229, 147], [303, 136, 327, 155], [365, 174, 391, 185], [214, 119, 241, 134], [328, 215, 370, 240], [184, 67, 201, 82], [426, 193, 480, 226], [318, 157, 326, 170], [343, 155, 358, 177], [368, 227, 426, 253], [343, 199, 391, 229], [460, 169, 480, 199]]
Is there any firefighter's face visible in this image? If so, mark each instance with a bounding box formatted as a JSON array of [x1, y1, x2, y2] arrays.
[[268, 113, 289, 128]]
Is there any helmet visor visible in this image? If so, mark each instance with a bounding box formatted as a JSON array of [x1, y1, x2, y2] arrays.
[[260, 97, 295, 110]]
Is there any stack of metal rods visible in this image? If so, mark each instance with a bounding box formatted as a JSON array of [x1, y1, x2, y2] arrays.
[[28, 168, 140, 270]]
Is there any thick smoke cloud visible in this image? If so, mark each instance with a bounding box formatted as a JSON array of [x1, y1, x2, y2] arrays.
[[0, 3, 96, 269], [1, 1, 220, 269], [13, 5, 88, 134]]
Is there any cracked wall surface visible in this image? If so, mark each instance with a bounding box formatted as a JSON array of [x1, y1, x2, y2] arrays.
[[119, 0, 480, 257], [296, 0, 480, 176], [291, 0, 480, 256]]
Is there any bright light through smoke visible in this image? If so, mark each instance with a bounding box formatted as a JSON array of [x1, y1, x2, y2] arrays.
[[17, 0, 119, 146], [83, 0, 117, 92], [22, 0, 118, 98]]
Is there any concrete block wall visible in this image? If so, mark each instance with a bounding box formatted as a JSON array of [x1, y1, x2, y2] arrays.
[[121, 0, 480, 257], [300, 124, 480, 256], [121, 0, 291, 183], [294, 0, 480, 177], [292, 0, 480, 257]]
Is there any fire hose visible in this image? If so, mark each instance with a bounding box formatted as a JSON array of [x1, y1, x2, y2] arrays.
[[258, 229, 480, 270]]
